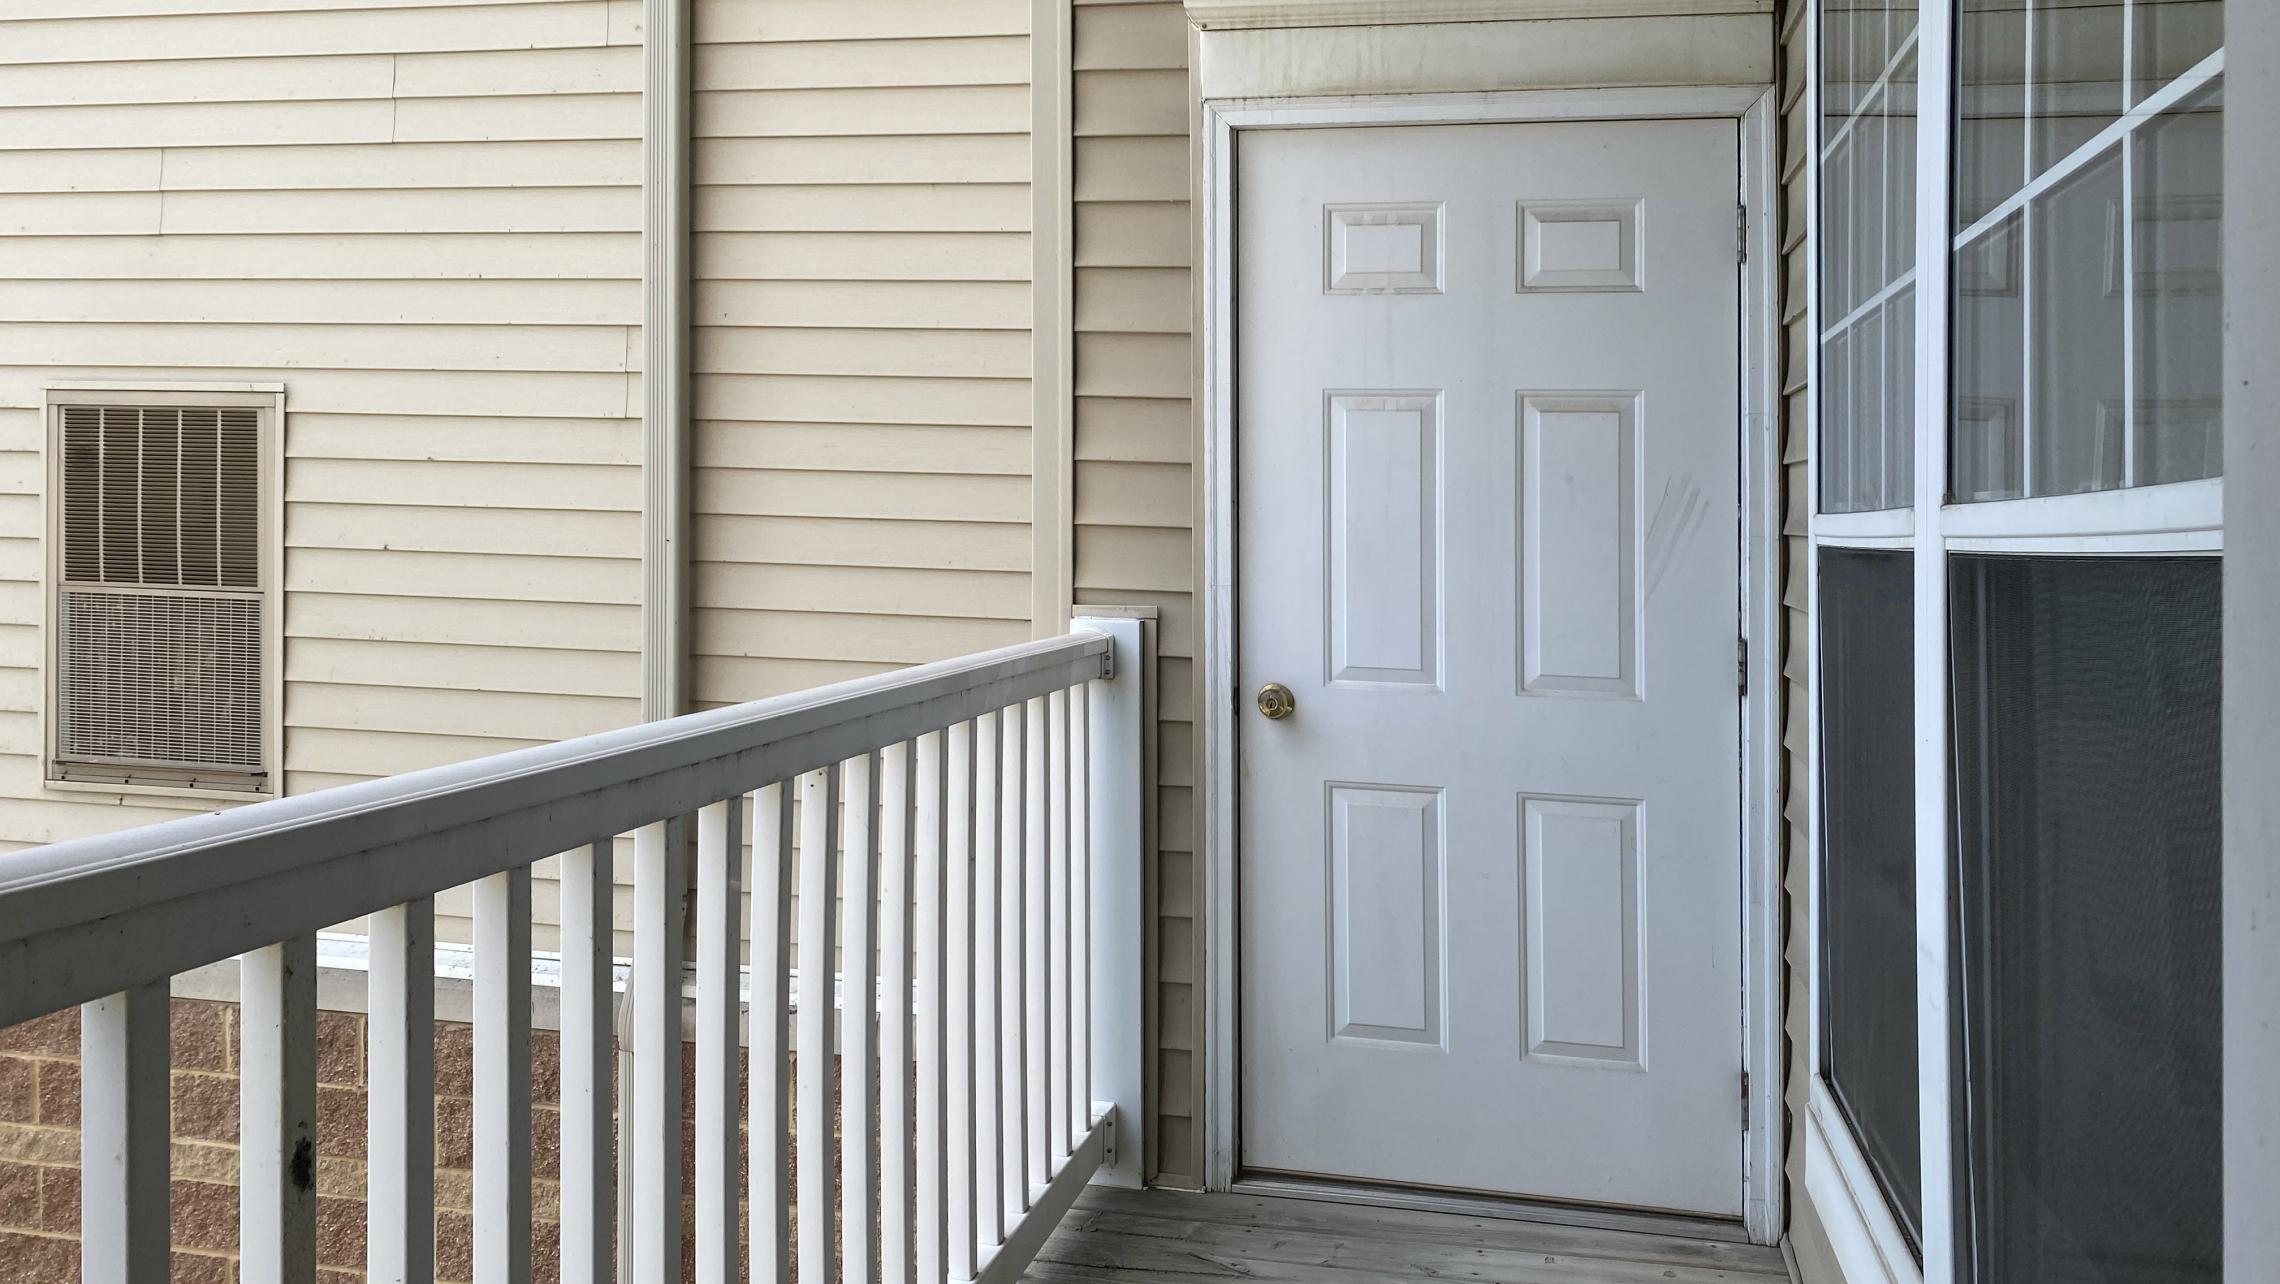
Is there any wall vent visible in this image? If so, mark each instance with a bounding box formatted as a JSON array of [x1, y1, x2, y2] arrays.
[[54, 404, 266, 786]]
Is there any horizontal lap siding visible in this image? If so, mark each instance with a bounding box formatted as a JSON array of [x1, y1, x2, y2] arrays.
[[0, 0, 644, 953], [1776, 1, 1842, 1273], [1073, 0, 1201, 1186], [689, 0, 1034, 713]]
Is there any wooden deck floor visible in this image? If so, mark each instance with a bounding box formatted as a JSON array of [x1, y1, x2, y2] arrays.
[[1027, 1185, 1792, 1284]]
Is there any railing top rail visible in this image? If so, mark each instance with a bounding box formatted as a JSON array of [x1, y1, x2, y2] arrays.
[[0, 631, 1111, 1027]]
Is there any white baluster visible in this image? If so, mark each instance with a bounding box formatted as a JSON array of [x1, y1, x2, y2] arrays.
[[971, 711, 1003, 1251], [999, 704, 1029, 1219], [632, 818, 689, 1284], [1024, 695, 1050, 1189], [797, 767, 843, 1284], [752, 784, 795, 1284], [371, 899, 437, 1284], [473, 867, 533, 1284], [81, 982, 170, 1284], [696, 797, 745, 1284], [1048, 688, 1072, 1162], [915, 730, 953, 1284], [881, 741, 917, 1284], [558, 846, 612, 1284], [947, 721, 980, 1277], [1068, 688, 1090, 1143], [843, 752, 881, 1284], [241, 935, 318, 1284]]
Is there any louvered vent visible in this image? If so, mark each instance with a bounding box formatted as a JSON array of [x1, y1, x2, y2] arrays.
[[55, 405, 265, 782]]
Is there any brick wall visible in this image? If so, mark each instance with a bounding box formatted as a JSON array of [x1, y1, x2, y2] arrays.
[[0, 999, 617, 1284]]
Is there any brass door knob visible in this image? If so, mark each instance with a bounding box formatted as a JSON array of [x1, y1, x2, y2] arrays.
[[1256, 683, 1296, 720]]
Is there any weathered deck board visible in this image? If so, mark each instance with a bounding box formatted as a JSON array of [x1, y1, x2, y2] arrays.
[[1031, 1187, 1791, 1284], [1225, 1176, 1761, 1247]]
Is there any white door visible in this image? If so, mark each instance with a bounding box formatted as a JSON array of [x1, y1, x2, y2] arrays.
[[1237, 119, 1744, 1215]]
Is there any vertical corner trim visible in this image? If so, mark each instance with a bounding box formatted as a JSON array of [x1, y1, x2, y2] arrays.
[[641, 0, 693, 721], [1031, 0, 1077, 638]]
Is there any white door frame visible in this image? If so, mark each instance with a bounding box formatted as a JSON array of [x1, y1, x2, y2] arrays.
[[1195, 85, 1786, 1245]]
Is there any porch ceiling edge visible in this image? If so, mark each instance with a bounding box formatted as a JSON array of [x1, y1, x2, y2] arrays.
[[1192, 12, 1775, 101], [1184, 0, 1772, 31]]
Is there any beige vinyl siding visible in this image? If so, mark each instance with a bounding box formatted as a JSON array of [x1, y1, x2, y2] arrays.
[[1776, 0, 1844, 1273], [0, 0, 644, 952], [689, 0, 1034, 713], [1072, 0, 1203, 1186]]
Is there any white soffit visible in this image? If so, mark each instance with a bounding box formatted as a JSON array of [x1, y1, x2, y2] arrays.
[[1184, 0, 1771, 31], [1194, 12, 1774, 100]]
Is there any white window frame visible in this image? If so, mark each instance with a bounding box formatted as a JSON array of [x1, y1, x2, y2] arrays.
[[1802, 7, 2225, 1282], [41, 382, 287, 802]]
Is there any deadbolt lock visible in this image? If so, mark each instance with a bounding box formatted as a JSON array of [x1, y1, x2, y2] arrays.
[[1256, 683, 1296, 721]]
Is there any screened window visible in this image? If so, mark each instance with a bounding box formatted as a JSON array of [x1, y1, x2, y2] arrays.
[[1952, 0, 2224, 500], [1816, 550, 1919, 1246], [1950, 555, 2222, 1283], [1809, 0, 2224, 1274], [47, 393, 278, 795], [1819, 0, 1919, 513]]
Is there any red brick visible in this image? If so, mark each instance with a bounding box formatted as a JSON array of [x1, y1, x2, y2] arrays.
[[532, 1104, 560, 1180], [531, 1210, 562, 1284], [38, 1166, 77, 1234], [317, 1084, 368, 1161], [436, 1209, 473, 1283], [530, 1030, 560, 1106], [0, 1230, 78, 1279], [0, 1161, 38, 1231], [170, 1000, 231, 1073], [0, 1056, 34, 1124], [315, 1012, 363, 1088], [435, 1095, 474, 1171], [172, 1071, 238, 1143], [434, 1024, 474, 1099], [35, 1060, 78, 1127], [316, 1195, 366, 1269], [172, 1179, 239, 1254], [0, 1010, 78, 1057], [173, 1251, 237, 1284]]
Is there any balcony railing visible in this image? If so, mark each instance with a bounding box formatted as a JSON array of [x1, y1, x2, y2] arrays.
[[0, 617, 1146, 1284]]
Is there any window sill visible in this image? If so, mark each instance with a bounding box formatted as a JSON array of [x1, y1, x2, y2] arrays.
[[43, 773, 275, 805], [1803, 1079, 1923, 1284]]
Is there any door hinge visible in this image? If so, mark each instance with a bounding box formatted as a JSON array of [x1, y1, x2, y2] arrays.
[[1736, 205, 1749, 263], [1741, 1070, 1751, 1129], [1737, 637, 1749, 694]]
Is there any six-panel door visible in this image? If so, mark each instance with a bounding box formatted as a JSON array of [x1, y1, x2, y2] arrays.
[[1236, 119, 1745, 1215]]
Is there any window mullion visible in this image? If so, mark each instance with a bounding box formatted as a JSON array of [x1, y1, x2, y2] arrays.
[[1911, 0, 1958, 1277], [2119, 39, 2138, 489], [1802, 0, 1827, 1088]]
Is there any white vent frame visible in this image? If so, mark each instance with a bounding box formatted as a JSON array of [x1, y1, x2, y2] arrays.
[[42, 383, 285, 801]]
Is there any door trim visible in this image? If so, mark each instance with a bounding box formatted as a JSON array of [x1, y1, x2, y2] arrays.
[[1194, 86, 1786, 1245]]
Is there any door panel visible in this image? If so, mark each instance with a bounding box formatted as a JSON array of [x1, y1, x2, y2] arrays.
[[1237, 120, 1743, 1215]]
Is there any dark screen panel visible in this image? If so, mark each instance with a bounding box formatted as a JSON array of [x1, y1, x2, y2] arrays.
[[1950, 555, 2222, 1284], [1818, 547, 1922, 1245]]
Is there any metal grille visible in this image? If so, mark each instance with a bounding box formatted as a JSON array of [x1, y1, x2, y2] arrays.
[[56, 403, 264, 778], [59, 591, 264, 771], [60, 405, 261, 590]]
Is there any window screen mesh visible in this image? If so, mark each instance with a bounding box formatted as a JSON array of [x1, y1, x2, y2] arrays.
[[1817, 548, 1921, 1245], [55, 404, 264, 781], [1950, 555, 2221, 1284]]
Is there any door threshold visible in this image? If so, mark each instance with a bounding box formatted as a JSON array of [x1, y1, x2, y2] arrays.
[[1230, 1171, 1757, 1246]]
